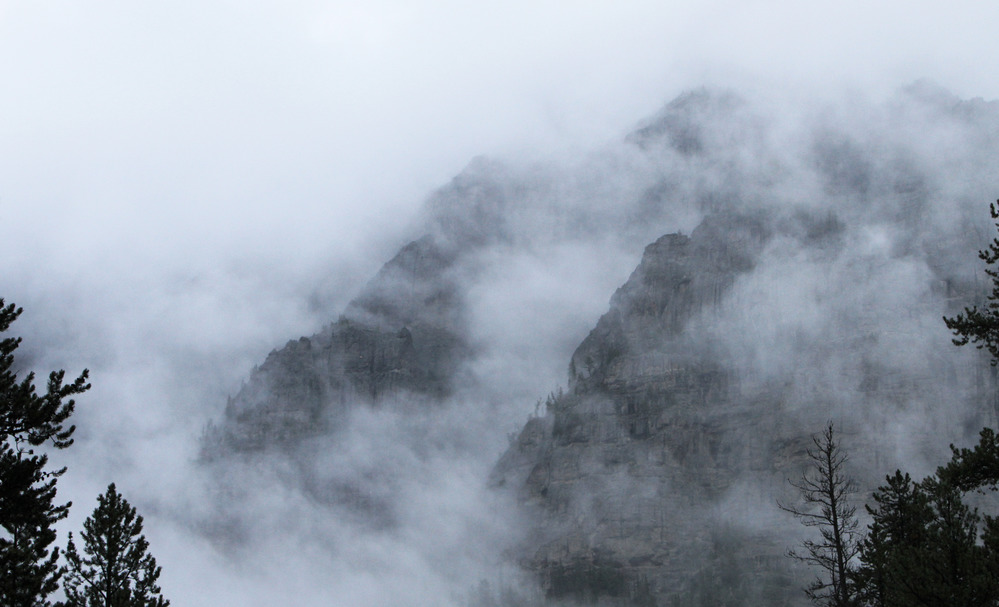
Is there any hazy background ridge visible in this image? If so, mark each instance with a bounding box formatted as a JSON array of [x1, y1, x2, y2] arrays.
[[4, 2, 999, 604]]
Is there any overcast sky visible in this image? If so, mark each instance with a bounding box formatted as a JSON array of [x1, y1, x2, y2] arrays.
[[4, 0, 996, 377], [2, 0, 997, 275], [3, 1, 998, 279], [3, 2, 999, 604]]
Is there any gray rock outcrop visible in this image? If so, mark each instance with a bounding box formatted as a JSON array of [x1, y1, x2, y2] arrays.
[[492, 206, 997, 604], [197, 83, 999, 604], [203, 234, 466, 454]]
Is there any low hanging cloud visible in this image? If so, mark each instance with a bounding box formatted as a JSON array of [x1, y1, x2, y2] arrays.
[[4, 2, 999, 605]]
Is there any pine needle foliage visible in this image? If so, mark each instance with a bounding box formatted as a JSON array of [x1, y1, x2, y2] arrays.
[[62, 484, 168, 607], [854, 472, 999, 606], [0, 300, 90, 607], [944, 200, 999, 365]]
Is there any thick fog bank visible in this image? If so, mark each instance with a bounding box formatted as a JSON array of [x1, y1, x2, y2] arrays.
[[5, 81, 999, 605]]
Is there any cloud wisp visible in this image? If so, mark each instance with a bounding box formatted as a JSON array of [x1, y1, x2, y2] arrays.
[[4, 2, 999, 604]]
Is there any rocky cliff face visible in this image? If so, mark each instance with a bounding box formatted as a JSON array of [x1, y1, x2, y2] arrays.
[[198, 84, 999, 605], [203, 234, 467, 454], [491, 204, 998, 604], [491, 214, 800, 603], [202, 156, 531, 457]]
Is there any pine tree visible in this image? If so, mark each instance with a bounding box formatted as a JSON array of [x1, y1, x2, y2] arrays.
[[938, 427, 999, 492], [0, 300, 90, 607], [62, 484, 168, 607], [854, 473, 999, 606], [921, 478, 998, 606], [842, 200, 999, 606], [944, 200, 999, 364], [939, 201, 999, 491], [854, 471, 934, 607], [779, 422, 861, 607]]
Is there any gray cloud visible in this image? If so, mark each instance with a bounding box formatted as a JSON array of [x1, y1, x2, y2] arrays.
[[4, 2, 999, 605]]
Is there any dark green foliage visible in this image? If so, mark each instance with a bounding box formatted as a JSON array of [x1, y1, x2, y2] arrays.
[[854, 472, 999, 606], [920, 479, 998, 606], [938, 201, 999, 493], [938, 427, 999, 493], [779, 422, 861, 607], [62, 484, 168, 607], [841, 200, 999, 605], [0, 300, 90, 607], [853, 472, 929, 607], [944, 201, 999, 365], [782, 431, 999, 607]]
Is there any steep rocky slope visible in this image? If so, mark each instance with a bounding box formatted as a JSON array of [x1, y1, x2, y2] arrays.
[[198, 83, 999, 604], [492, 213, 807, 603], [202, 234, 467, 454], [491, 204, 998, 603]]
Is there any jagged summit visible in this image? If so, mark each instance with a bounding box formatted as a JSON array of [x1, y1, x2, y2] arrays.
[[626, 87, 747, 155], [490, 199, 998, 603], [491, 213, 799, 602], [199, 84, 999, 604], [568, 212, 771, 394], [203, 233, 467, 455]]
